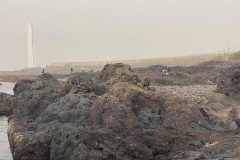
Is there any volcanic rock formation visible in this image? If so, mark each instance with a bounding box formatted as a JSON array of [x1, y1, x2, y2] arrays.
[[217, 64, 240, 96], [0, 63, 240, 159]]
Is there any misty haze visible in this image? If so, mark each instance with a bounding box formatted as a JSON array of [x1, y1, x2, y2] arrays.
[[0, 0, 240, 71], [0, 1, 240, 160]]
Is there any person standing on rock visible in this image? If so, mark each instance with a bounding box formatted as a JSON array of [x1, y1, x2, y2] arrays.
[[82, 66, 85, 72], [71, 67, 73, 74], [42, 69, 44, 74], [167, 67, 170, 75], [162, 69, 166, 76]]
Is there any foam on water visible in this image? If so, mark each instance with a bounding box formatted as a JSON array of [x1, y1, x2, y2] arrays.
[[0, 82, 14, 160]]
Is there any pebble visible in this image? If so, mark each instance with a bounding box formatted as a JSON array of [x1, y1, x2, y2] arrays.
[[154, 85, 217, 104], [189, 140, 203, 148]]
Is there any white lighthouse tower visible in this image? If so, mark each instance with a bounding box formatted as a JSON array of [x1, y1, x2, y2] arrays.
[[28, 22, 39, 68]]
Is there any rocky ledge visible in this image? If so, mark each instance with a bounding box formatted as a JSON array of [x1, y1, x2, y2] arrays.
[[0, 92, 13, 116], [217, 63, 240, 96], [1, 63, 240, 160]]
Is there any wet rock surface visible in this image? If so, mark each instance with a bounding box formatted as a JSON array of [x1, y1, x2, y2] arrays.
[[0, 63, 240, 159]]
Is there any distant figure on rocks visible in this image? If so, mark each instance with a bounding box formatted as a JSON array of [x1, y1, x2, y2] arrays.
[[82, 66, 85, 72], [167, 67, 170, 74], [162, 69, 166, 76], [71, 67, 73, 74], [42, 69, 44, 74], [162, 69, 169, 76]]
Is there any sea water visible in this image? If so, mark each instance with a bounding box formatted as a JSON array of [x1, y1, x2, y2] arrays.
[[0, 82, 14, 160]]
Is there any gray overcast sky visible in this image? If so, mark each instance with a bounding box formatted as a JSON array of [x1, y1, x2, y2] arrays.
[[0, 0, 240, 70]]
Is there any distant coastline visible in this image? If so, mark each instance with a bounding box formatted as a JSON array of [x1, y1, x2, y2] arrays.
[[1, 53, 219, 75], [1, 51, 239, 77]]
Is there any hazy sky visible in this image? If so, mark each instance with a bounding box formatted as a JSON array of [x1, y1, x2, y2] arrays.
[[0, 0, 240, 70]]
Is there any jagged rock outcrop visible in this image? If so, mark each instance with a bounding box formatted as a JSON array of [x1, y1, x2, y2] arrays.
[[6, 64, 155, 160], [95, 63, 150, 88], [229, 107, 240, 133], [217, 64, 240, 96], [3, 63, 240, 160], [0, 93, 13, 116]]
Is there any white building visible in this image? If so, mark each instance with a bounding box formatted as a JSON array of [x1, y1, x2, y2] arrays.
[[28, 22, 39, 68]]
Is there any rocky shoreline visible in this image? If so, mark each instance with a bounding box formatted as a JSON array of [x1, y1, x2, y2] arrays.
[[0, 63, 240, 159]]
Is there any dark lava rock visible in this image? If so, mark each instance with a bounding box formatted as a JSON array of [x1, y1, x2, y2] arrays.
[[189, 140, 203, 148], [4, 63, 240, 160], [7, 64, 157, 160], [217, 64, 240, 96], [229, 107, 240, 127], [95, 63, 150, 88], [0, 93, 13, 116], [173, 151, 207, 160], [135, 64, 224, 86]]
